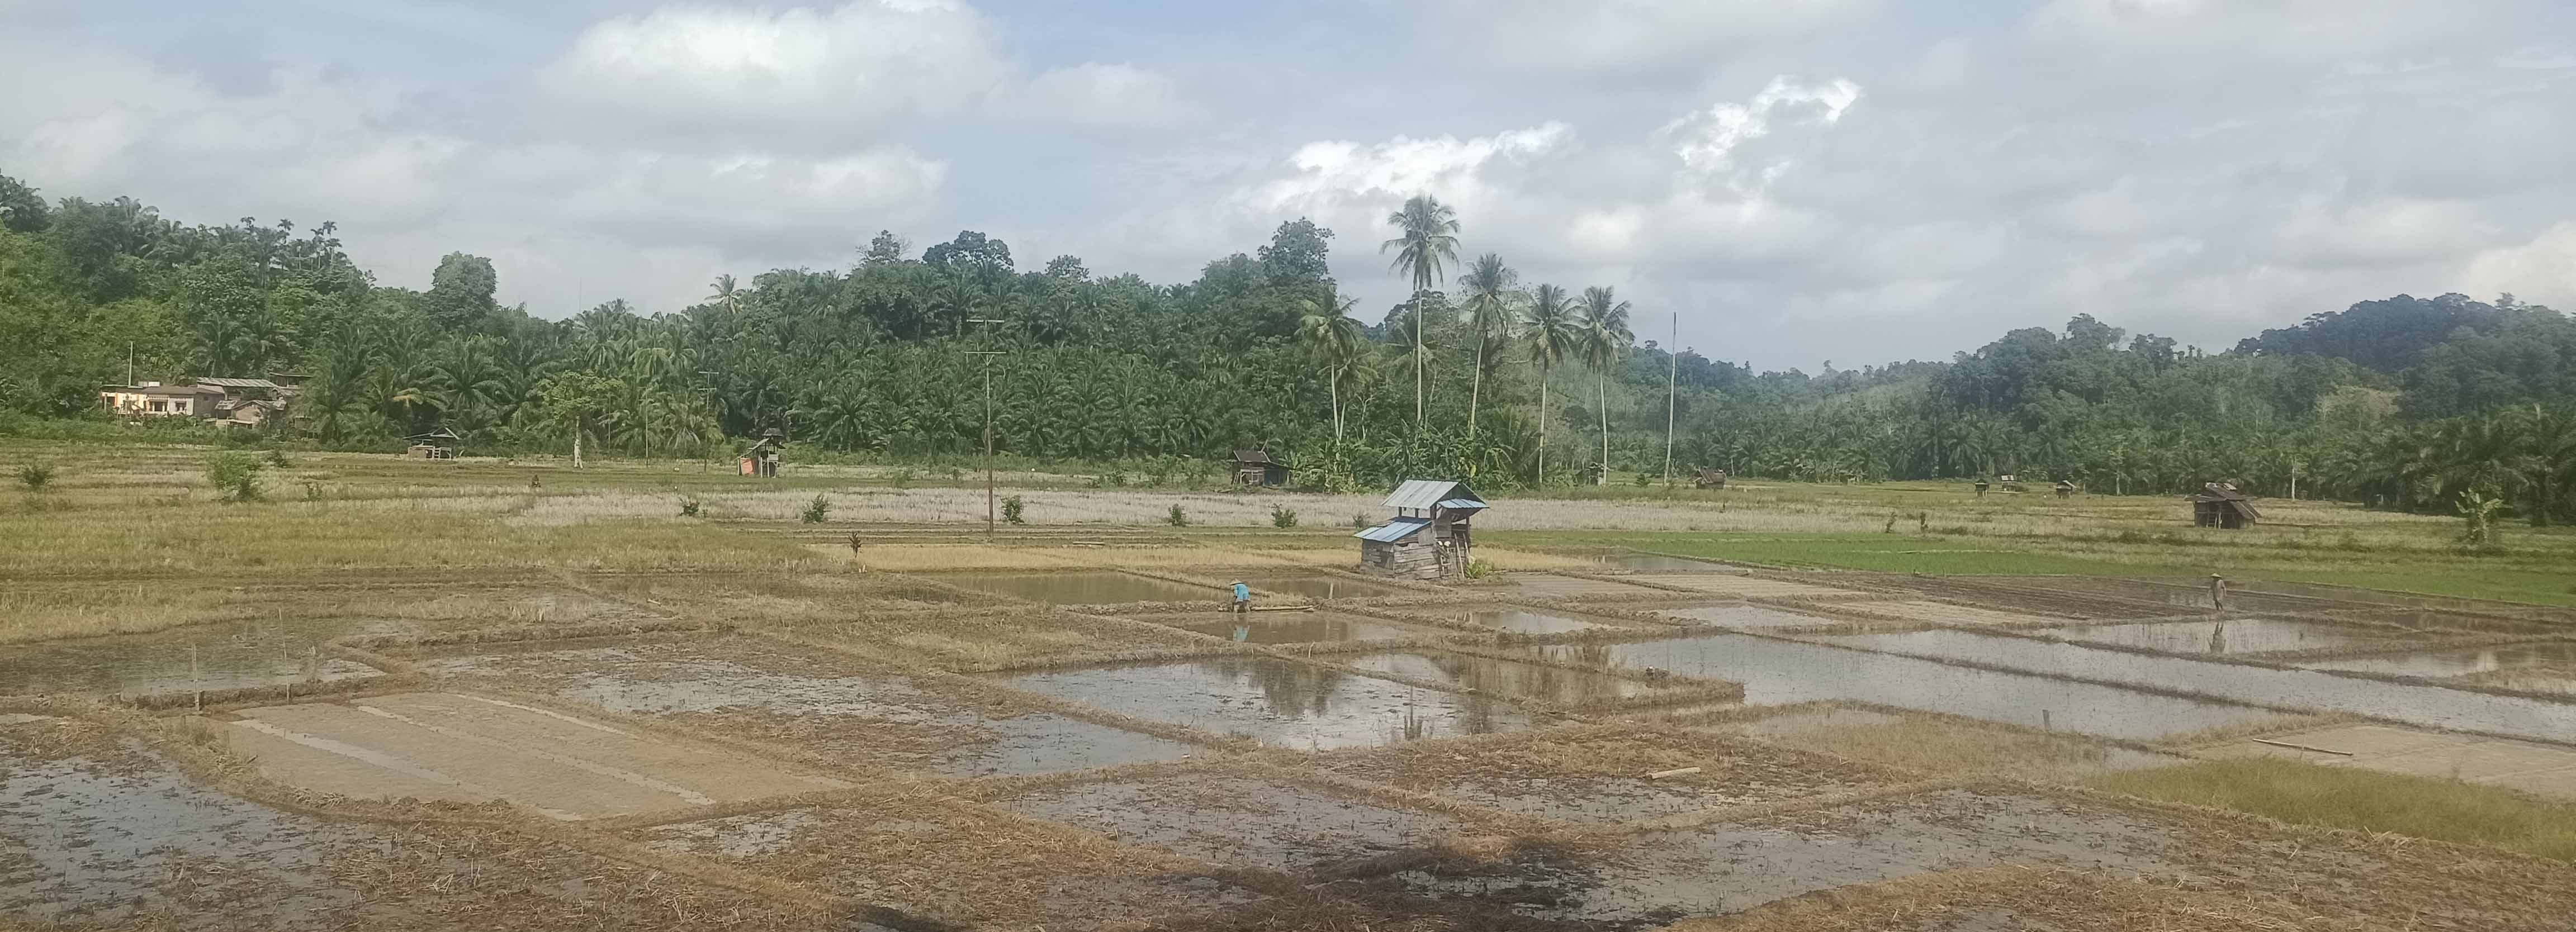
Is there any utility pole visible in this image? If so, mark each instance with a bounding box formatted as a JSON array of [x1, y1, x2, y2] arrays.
[[964, 318, 1010, 535], [127, 341, 135, 387], [1663, 312, 1677, 483]]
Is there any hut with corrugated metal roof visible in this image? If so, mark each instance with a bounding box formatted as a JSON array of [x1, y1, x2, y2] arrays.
[[2191, 482, 2258, 529], [1354, 479, 1486, 580], [405, 426, 461, 459], [1230, 447, 1290, 487], [740, 428, 785, 477]]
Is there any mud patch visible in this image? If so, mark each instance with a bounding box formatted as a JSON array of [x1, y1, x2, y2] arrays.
[[1321, 731, 1888, 825], [1590, 553, 1735, 572], [1396, 604, 1628, 635], [1001, 777, 1468, 872], [1162, 612, 1436, 644], [989, 656, 1540, 749], [1526, 635, 2272, 740], [419, 638, 1200, 776], [937, 570, 1219, 605], [0, 617, 390, 698], [1651, 605, 1841, 630], [1507, 575, 1671, 598], [1236, 574, 1415, 600], [1639, 576, 1871, 599]]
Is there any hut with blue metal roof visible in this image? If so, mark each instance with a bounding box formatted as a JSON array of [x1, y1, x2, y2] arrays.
[[1354, 479, 1486, 579]]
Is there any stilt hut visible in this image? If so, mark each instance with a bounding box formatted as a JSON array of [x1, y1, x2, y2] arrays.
[[404, 426, 460, 459], [740, 429, 784, 478], [1229, 448, 1290, 487], [2191, 482, 2259, 529], [1694, 468, 1729, 489], [1354, 479, 1486, 580]]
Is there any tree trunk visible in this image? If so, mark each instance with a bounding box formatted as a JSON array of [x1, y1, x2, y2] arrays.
[[572, 424, 584, 470], [1536, 361, 1549, 484], [1329, 365, 1343, 445], [1596, 371, 1609, 485], [1413, 294, 1424, 425], [1467, 334, 1483, 440]]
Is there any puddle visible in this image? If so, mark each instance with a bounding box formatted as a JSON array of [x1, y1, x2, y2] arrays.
[[989, 656, 1537, 749], [641, 809, 822, 858], [1806, 629, 2576, 743], [938, 572, 1218, 604], [1651, 605, 1840, 630], [1235, 574, 1414, 600], [2038, 617, 2411, 655], [1394, 790, 2175, 925], [0, 744, 371, 926], [2300, 642, 2576, 678], [1403, 605, 1620, 635], [419, 640, 1196, 776], [1163, 613, 1431, 644], [1001, 777, 1464, 872], [1342, 651, 1685, 706], [0, 618, 391, 697], [1521, 635, 2271, 740]]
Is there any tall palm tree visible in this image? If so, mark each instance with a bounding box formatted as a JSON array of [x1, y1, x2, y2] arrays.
[[1457, 253, 1521, 439], [1521, 284, 1580, 483], [704, 274, 742, 316], [1296, 290, 1364, 444], [1577, 286, 1632, 483], [1381, 194, 1460, 424]]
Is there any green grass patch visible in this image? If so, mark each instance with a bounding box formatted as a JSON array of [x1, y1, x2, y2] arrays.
[[2089, 757, 2576, 861]]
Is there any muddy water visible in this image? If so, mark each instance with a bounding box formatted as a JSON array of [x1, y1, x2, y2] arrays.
[[1002, 777, 1464, 872], [0, 746, 371, 926], [1403, 605, 1619, 634], [989, 656, 1536, 749], [1344, 651, 1683, 705], [0, 617, 392, 697], [2301, 642, 2576, 678], [1522, 634, 2271, 739], [942, 571, 1218, 604], [420, 643, 1196, 776], [1165, 614, 1431, 644], [1592, 552, 1735, 572], [1808, 629, 2576, 742], [2038, 617, 2408, 655], [1651, 605, 1840, 630], [1235, 574, 1413, 600], [1398, 790, 2176, 925]]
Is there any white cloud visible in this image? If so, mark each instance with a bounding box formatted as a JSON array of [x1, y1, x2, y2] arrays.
[[1440, 0, 1872, 73], [1663, 76, 1860, 182], [1016, 63, 1195, 127], [534, 1, 1007, 149]]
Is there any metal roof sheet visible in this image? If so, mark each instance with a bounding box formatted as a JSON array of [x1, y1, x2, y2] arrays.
[[196, 377, 281, 389], [1384, 479, 1483, 510], [1436, 498, 1488, 511], [1352, 517, 1431, 542]]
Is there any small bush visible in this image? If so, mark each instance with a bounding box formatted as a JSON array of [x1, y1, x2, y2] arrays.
[[888, 467, 916, 488], [1464, 558, 1495, 579], [1002, 494, 1025, 525], [947, 467, 964, 483], [207, 452, 267, 503], [302, 481, 325, 502], [1352, 512, 1370, 529], [801, 493, 832, 524], [678, 494, 703, 517], [1271, 505, 1298, 528], [266, 448, 293, 469], [1631, 471, 1651, 487], [1166, 503, 1189, 527], [16, 463, 52, 492]]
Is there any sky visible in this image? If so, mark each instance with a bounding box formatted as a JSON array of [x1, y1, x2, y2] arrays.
[[4, 0, 2573, 371]]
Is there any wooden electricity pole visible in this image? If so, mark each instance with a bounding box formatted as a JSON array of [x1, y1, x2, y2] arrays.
[[1664, 312, 1678, 483], [965, 318, 1010, 535]]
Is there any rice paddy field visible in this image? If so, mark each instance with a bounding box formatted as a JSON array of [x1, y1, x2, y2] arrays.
[[7, 440, 2576, 930]]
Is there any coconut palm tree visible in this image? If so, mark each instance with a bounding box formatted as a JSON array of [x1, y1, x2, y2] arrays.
[[1296, 290, 1364, 444], [1577, 286, 1632, 483], [704, 274, 742, 316], [1457, 253, 1521, 439], [1521, 284, 1580, 483], [1381, 195, 1460, 423]]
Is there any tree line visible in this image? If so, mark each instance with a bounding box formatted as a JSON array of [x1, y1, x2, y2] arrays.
[[2, 173, 2571, 524]]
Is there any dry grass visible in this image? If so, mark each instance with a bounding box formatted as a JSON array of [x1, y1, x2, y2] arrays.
[[1669, 864, 2326, 932], [774, 607, 1232, 672], [2089, 757, 2576, 861], [1315, 726, 1900, 807], [1727, 715, 2146, 778]]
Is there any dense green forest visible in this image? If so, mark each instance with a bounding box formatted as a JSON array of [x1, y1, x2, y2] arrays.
[[2, 173, 2572, 524]]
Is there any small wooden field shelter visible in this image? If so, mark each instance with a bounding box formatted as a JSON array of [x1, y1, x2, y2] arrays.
[[1694, 467, 1729, 489], [405, 426, 460, 459], [740, 429, 784, 478], [2191, 482, 2259, 529], [1354, 479, 1486, 580], [1230, 448, 1290, 487]]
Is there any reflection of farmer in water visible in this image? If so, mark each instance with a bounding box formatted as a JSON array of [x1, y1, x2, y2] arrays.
[[1230, 580, 1251, 615]]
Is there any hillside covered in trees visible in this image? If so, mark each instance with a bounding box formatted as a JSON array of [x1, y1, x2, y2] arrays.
[[3, 173, 2572, 525]]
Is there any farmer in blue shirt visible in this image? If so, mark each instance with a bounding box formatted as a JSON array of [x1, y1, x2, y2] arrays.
[[1229, 580, 1251, 616]]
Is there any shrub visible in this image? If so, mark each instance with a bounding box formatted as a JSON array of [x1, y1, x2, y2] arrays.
[[1631, 471, 1651, 487], [1166, 503, 1189, 527], [266, 448, 293, 469], [888, 467, 916, 488], [1270, 505, 1298, 528], [16, 463, 52, 492], [302, 481, 325, 502], [1352, 512, 1370, 529], [801, 493, 832, 524], [207, 452, 267, 503], [1002, 494, 1025, 525], [679, 494, 703, 517], [1464, 558, 1496, 579]]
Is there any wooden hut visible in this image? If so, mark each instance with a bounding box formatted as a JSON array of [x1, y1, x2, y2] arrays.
[[1230, 448, 1290, 487], [740, 429, 784, 478], [1354, 479, 1486, 580], [405, 426, 461, 459], [2191, 482, 2259, 529], [1694, 467, 1729, 489]]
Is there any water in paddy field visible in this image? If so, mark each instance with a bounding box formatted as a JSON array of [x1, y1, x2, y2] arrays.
[[2035, 617, 2412, 655], [1806, 629, 2576, 743], [940, 571, 1219, 604], [2300, 642, 2576, 678], [1592, 551, 1735, 572], [1164, 613, 1428, 644], [1341, 650, 1687, 705], [1407, 605, 1617, 634], [1651, 604, 1843, 630], [0, 618, 389, 697], [1521, 634, 2274, 740], [988, 656, 1537, 749], [1233, 574, 1413, 600], [1000, 777, 1468, 873]]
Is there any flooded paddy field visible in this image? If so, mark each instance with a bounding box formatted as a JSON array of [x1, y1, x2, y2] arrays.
[[2300, 640, 2576, 683], [997, 775, 1473, 871], [1234, 573, 1418, 600], [988, 655, 1542, 748], [933, 570, 1221, 605], [2035, 616, 2425, 656], [1156, 610, 1439, 644], [1338, 650, 1710, 708], [1647, 603, 1846, 630], [1505, 574, 1677, 598], [1376, 602, 1646, 635], [1314, 729, 1903, 824]]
